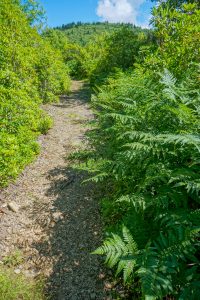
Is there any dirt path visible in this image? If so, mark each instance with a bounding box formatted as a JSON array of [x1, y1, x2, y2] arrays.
[[0, 81, 109, 299]]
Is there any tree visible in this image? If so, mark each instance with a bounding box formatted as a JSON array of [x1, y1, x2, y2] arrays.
[[0, 0, 70, 186], [21, 0, 46, 27], [152, 0, 200, 9]]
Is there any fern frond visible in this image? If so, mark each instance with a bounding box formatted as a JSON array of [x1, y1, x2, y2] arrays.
[[160, 69, 177, 87], [93, 226, 138, 282], [116, 194, 148, 212]]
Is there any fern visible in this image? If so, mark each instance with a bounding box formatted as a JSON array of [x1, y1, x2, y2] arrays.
[[75, 63, 200, 298], [93, 226, 138, 283], [94, 217, 200, 298]]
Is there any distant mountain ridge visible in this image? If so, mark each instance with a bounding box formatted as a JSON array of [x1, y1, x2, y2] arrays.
[[54, 22, 149, 46]]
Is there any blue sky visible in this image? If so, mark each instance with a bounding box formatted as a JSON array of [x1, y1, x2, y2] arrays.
[[40, 0, 154, 28]]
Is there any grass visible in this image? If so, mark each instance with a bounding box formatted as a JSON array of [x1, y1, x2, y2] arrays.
[[0, 251, 45, 300], [3, 249, 24, 267], [0, 266, 45, 300]]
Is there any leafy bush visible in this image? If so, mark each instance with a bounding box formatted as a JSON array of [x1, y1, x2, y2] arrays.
[[79, 66, 200, 299], [146, 3, 200, 77], [37, 115, 53, 135], [0, 0, 70, 187], [81, 26, 152, 85]]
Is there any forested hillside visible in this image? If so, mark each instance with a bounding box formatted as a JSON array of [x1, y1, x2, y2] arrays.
[[1, 0, 200, 299], [55, 22, 149, 46]]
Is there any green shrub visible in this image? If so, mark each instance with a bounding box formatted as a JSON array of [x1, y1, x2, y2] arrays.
[[0, 0, 70, 187], [0, 266, 44, 300], [73, 4, 200, 297], [145, 3, 200, 77], [3, 250, 24, 267], [36, 39, 71, 103], [37, 115, 53, 135], [79, 66, 200, 299]]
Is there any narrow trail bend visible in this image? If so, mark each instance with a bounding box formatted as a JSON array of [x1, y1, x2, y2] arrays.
[[0, 81, 107, 300]]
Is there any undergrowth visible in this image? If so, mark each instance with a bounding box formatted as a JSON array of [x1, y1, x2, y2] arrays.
[[0, 250, 45, 300], [72, 3, 200, 299], [0, 0, 70, 187], [0, 266, 45, 300]]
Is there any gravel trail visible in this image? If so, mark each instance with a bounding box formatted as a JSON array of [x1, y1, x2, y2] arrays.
[[0, 81, 109, 300]]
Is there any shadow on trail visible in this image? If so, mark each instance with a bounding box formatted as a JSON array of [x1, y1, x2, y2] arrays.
[[44, 168, 104, 299], [55, 81, 92, 109], [32, 82, 106, 300]]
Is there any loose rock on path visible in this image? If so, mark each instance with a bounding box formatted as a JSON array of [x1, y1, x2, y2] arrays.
[[0, 81, 111, 300]]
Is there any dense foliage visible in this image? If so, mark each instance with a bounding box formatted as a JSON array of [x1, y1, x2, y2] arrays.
[[72, 3, 200, 299], [56, 23, 152, 82], [83, 26, 152, 85], [1, 0, 200, 298], [0, 0, 70, 187]]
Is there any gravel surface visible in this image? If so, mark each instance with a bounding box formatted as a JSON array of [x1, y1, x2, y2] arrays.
[[0, 81, 114, 299]]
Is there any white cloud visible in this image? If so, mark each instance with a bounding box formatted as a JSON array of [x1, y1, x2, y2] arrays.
[[96, 0, 147, 26]]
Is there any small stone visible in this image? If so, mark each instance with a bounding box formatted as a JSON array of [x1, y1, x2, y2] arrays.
[[18, 265, 23, 270], [104, 282, 113, 290], [7, 202, 19, 213], [119, 292, 126, 298], [46, 218, 51, 226], [99, 273, 105, 279], [14, 269, 21, 274], [52, 212, 63, 222], [50, 221, 56, 228], [90, 293, 96, 299], [23, 270, 37, 278], [74, 260, 80, 266]]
